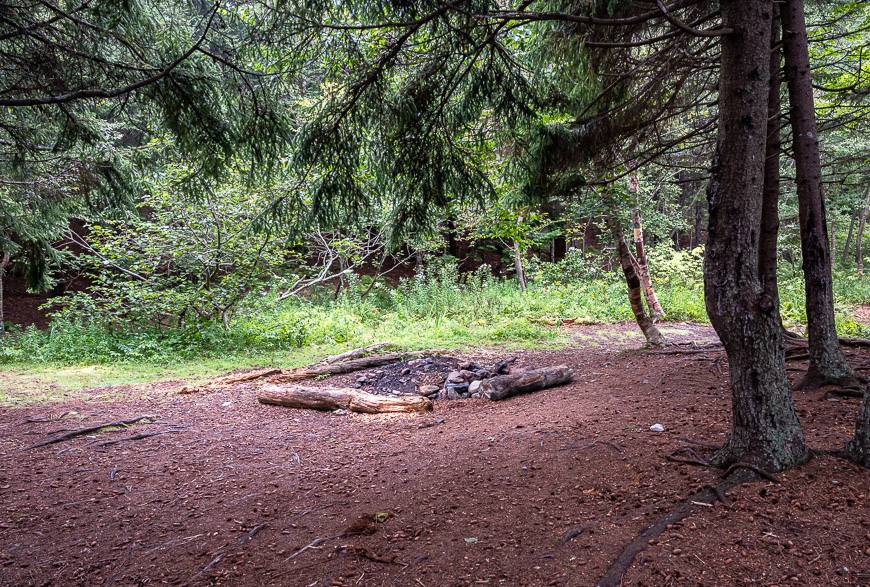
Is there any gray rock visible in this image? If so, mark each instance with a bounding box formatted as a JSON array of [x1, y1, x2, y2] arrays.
[[417, 384, 441, 396], [650, 423, 665, 433], [468, 380, 482, 393], [332, 409, 348, 416], [446, 388, 461, 400], [446, 382, 469, 394], [446, 370, 465, 383]]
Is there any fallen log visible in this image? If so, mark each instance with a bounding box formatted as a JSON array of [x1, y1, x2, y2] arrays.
[[268, 353, 408, 384], [258, 384, 433, 413], [479, 365, 574, 401], [322, 342, 393, 364], [179, 368, 282, 394]]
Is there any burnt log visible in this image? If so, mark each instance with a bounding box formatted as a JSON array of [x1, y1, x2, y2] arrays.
[[258, 384, 433, 413], [479, 366, 574, 401]]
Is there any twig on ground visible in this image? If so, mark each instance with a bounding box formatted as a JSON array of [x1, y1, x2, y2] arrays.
[[287, 535, 338, 562]]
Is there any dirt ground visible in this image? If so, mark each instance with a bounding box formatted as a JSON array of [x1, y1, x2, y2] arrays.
[[0, 324, 868, 586]]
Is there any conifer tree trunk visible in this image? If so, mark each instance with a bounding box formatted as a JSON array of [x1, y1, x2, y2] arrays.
[[857, 187, 869, 276], [847, 391, 870, 468], [705, 0, 807, 471], [0, 252, 8, 335], [759, 11, 782, 320], [781, 0, 857, 389], [615, 232, 665, 348], [631, 208, 664, 321]]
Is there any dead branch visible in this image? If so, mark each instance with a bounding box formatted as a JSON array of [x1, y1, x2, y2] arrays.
[[27, 415, 156, 449], [322, 342, 393, 364]]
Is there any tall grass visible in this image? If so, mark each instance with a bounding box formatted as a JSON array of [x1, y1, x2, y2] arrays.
[[1, 251, 868, 367]]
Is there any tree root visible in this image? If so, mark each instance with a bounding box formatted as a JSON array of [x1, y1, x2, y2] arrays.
[[665, 447, 711, 467], [596, 465, 777, 586], [723, 462, 779, 483], [97, 428, 183, 447], [27, 415, 156, 449], [677, 437, 721, 450]]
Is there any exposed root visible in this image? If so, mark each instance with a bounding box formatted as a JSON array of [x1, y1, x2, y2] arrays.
[[677, 437, 721, 450], [596, 475, 740, 587], [723, 462, 779, 483], [823, 388, 865, 399], [27, 415, 156, 449], [665, 447, 712, 467], [596, 462, 785, 586], [97, 429, 181, 447]]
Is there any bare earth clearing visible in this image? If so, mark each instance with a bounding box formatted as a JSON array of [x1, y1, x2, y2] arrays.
[[0, 323, 867, 586]]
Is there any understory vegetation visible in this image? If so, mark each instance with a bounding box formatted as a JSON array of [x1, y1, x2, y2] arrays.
[[3, 249, 868, 368]]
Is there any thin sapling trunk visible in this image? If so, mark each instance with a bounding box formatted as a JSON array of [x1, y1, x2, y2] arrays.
[[631, 208, 664, 322]]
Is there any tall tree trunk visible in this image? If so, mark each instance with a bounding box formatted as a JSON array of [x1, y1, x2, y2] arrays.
[[615, 232, 665, 348], [759, 6, 784, 331], [513, 242, 527, 291], [847, 391, 870, 468], [705, 1, 807, 471], [842, 210, 856, 264], [0, 252, 9, 335], [692, 196, 704, 249], [631, 208, 665, 321], [856, 187, 870, 276], [782, 0, 857, 390], [758, 4, 785, 330]]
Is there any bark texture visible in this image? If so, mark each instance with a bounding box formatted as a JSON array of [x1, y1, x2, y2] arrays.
[[615, 233, 666, 347], [705, 1, 807, 471], [782, 0, 857, 389], [258, 385, 433, 413], [631, 209, 664, 321], [847, 391, 870, 468], [759, 8, 782, 323], [479, 365, 574, 401]]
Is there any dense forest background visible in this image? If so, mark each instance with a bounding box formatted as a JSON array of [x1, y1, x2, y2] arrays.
[[0, 0, 868, 368]]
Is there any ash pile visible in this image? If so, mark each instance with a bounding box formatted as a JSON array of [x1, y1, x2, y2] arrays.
[[349, 356, 515, 400]]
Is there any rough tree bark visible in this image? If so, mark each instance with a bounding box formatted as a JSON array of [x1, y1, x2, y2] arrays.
[[847, 391, 870, 468], [631, 208, 664, 321], [479, 365, 574, 401], [705, 1, 807, 471], [857, 187, 869, 276], [782, 0, 858, 390], [0, 252, 9, 335], [615, 232, 666, 348], [759, 7, 783, 330], [258, 385, 433, 413]]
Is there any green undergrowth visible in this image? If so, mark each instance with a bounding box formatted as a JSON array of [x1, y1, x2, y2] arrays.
[[1, 255, 868, 404]]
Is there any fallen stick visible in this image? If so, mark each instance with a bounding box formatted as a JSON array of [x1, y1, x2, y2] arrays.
[[258, 384, 433, 413], [479, 365, 574, 401], [179, 352, 422, 394], [27, 415, 156, 449], [323, 342, 393, 364], [287, 535, 336, 562]]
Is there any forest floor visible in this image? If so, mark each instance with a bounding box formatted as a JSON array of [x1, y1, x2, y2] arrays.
[[0, 323, 868, 586]]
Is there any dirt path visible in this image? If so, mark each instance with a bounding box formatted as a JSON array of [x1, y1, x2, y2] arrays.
[[0, 325, 867, 586]]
